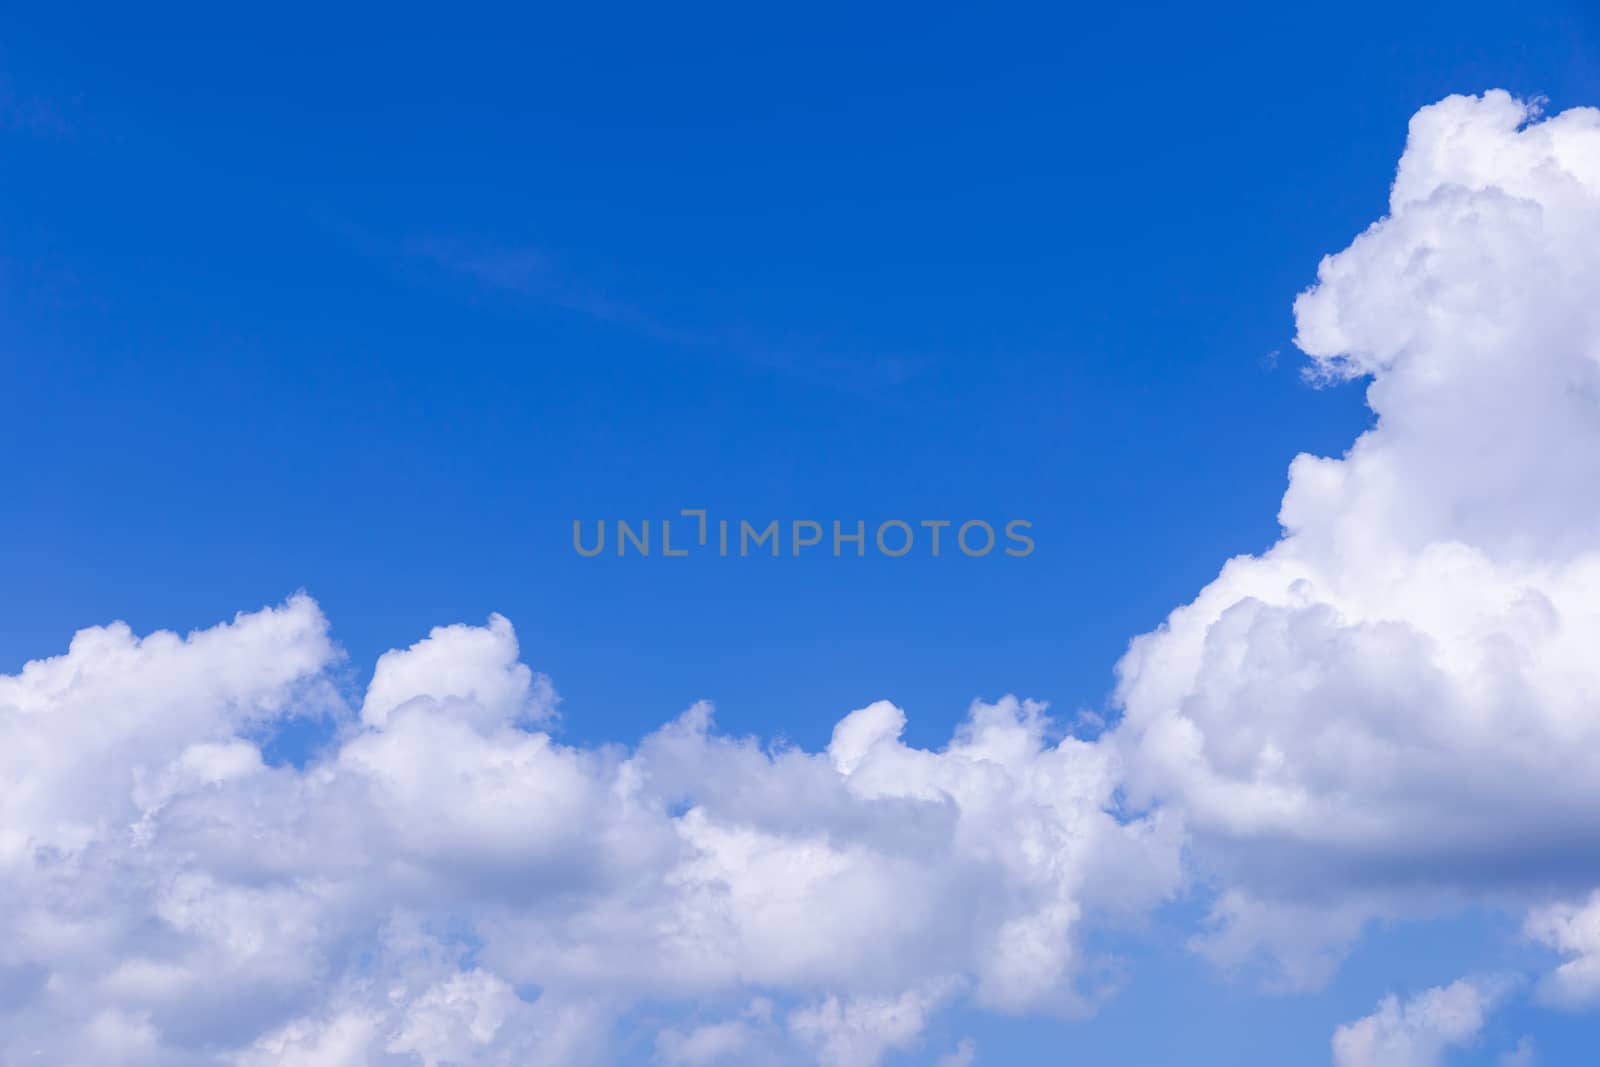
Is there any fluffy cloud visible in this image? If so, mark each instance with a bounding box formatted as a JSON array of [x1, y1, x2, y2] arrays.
[[10, 89, 1600, 1063], [933, 1038, 977, 1067], [1500, 1037, 1537, 1067], [0, 597, 1178, 1064], [1331, 977, 1512, 1067], [788, 985, 954, 1067], [1109, 90, 1600, 982], [1526, 891, 1600, 1009]]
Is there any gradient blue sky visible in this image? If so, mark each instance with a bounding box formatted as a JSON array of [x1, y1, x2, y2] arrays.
[[4, 3, 1600, 1063]]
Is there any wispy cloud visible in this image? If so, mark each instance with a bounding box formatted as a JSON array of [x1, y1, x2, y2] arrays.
[[407, 235, 707, 348], [405, 233, 916, 390], [0, 78, 74, 140]]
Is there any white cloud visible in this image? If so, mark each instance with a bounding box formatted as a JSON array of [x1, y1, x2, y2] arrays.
[[657, 1013, 764, 1066], [934, 1037, 977, 1067], [1500, 1036, 1537, 1067], [359, 613, 556, 729], [1331, 977, 1512, 1067], [1109, 90, 1600, 982], [1526, 891, 1600, 1009], [788, 985, 952, 1067], [0, 597, 1178, 1064], [9, 88, 1600, 1062]]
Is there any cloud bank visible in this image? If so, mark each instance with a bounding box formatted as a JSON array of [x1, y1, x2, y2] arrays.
[[6, 90, 1600, 1063], [0, 598, 1178, 1064], [1331, 977, 1514, 1067], [1111, 89, 1600, 985]]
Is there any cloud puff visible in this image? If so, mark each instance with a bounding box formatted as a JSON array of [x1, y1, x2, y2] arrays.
[[1109, 91, 1600, 982], [1500, 1037, 1537, 1067], [933, 1037, 977, 1067], [1331, 977, 1513, 1067], [0, 597, 1178, 1064], [1526, 891, 1600, 1009]]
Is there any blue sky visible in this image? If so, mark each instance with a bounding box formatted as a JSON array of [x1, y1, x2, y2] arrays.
[[5, 3, 1600, 1065]]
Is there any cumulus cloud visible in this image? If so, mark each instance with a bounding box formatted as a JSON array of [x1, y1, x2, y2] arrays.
[[933, 1037, 977, 1067], [0, 597, 1178, 1064], [10, 88, 1600, 1062], [788, 985, 953, 1067], [1526, 891, 1600, 1009], [1500, 1036, 1537, 1067], [1109, 90, 1600, 982], [656, 1000, 774, 1066], [1331, 977, 1512, 1067]]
